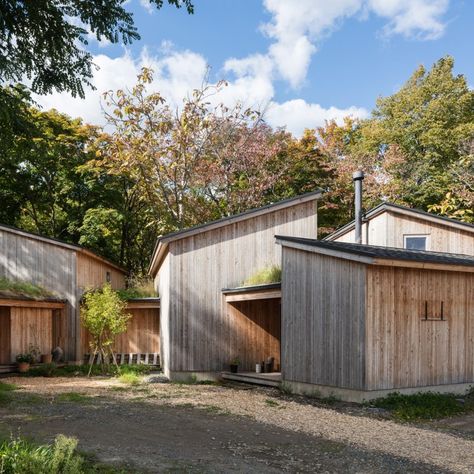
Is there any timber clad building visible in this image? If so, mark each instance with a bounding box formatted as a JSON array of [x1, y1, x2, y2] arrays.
[[0, 224, 126, 363], [149, 192, 321, 379]]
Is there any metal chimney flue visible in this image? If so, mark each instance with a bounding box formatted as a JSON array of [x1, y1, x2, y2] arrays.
[[353, 170, 364, 244]]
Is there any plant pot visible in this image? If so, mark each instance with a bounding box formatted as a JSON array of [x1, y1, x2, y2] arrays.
[[17, 362, 30, 373], [41, 354, 53, 364], [230, 364, 238, 374]]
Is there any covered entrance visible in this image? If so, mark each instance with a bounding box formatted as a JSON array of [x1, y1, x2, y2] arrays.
[[0, 297, 66, 371], [222, 283, 281, 386]]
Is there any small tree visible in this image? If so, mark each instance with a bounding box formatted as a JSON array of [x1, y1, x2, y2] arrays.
[[81, 284, 131, 375]]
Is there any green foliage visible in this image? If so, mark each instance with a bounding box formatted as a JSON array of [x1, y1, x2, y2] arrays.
[[0, 278, 52, 299], [371, 391, 466, 421], [81, 284, 131, 374], [26, 363, 57, 377], [118, 373, 141, 386], [0, 435, 83, 474], [0, 1, 193, 98], [243, 265, 281, 286], [116, 278, 156, 300], [0, 382, 17, 406], [279, 382, 293, 395], [15, 354, 34, 364], [56, 392, 91, 403]]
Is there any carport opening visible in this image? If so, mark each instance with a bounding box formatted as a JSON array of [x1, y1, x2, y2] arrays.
[[223, 283, 281, 377]]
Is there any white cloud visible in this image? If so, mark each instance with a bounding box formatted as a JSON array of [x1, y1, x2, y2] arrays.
[[139, 0, 154, 14], [34, 48, 208, 126], [266, 99, 368, 136], [255, 0, 450, 88], [33, 1, 450, 136]]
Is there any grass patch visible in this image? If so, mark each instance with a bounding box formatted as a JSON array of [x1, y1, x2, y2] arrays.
[[0, 277, 53, 299], [0, 435, 124, 473], [242, 265, 281, 286], [264, 398, 279, 407], [116, 277, 156, 300], [0, 382, 17, 392], [56, 392, 91, 403], [0, 382, 18, 406], [23, 364, 153, 378], [118, 373, 141, 386], [371, 391, 467, 421], [279, 382, 293, 395]]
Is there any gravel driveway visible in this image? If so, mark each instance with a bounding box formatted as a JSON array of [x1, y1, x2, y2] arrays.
[[1, 376, 473, 473]]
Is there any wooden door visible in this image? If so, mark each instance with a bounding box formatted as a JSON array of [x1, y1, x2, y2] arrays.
[[0, 307, 11, 364]]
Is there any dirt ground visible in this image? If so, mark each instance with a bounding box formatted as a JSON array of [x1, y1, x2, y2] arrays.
[[1, 376, 473, 473]]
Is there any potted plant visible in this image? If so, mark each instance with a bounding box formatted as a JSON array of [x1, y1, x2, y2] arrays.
[[16, 353, 34, 373], [41, 352, 53, 364], [230, 357, 240, 374], [28, 344, 41, 364]]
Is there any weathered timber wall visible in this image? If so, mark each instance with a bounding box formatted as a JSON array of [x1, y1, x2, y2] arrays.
[[162, 200, 318, 373], [81, 305, 160, 356], [281, 247, 366, 390], [366, 265, 474, 390], [226, 298, 280, 371]]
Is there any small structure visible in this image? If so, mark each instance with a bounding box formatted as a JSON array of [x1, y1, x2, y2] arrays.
[[276, 236, 474, 402], [149, 192, 321, 380], [81, 298, 161, 365], [325, 202, 474, 255], [0, 295, 66, 370], [222, 283, 281, 372], [0, 224, 126, 362]]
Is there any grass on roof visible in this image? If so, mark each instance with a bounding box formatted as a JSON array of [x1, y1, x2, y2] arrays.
[[116, 277, 157, 300], [242, 265, 281, 286], [0, 277, 53, 299]]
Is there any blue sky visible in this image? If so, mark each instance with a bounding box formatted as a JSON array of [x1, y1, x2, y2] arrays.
[[37, 0, 474, 135]]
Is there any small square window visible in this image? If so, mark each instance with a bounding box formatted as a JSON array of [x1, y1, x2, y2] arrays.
[[404, 236, 427, 251]]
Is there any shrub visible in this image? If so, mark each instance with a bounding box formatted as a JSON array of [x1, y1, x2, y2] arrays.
[[0, 435, 83, 474], [371, 391, 465, 421], [117, 277, 156, 300], [81, 284, 131, 375], [242, 265, 281, 286], [118, 373, 141, 386], [15, 354, 34, 364]]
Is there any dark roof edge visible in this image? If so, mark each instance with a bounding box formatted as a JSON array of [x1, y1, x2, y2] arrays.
[[276, 235, 474, 267], [324, 202, 474, 241], [221, 282, 281, 294]]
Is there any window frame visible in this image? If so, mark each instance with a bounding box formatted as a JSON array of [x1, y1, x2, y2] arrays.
[[403, 234, 430, 251]]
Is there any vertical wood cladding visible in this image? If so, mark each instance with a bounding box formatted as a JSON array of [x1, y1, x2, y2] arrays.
[[162, 200, 317, 373], [281, 247, 366, 389]]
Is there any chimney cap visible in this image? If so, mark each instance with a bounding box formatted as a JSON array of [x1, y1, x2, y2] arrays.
[[353, 170, 364, 180]]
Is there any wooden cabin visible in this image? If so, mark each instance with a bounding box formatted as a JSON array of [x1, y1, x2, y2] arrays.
[[325, 202, 474, 255], [0, 224, 126, 362], [149, 192, 321, 380], [276, 236, 474, 402]]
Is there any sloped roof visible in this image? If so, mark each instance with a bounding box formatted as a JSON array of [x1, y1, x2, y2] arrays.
[[0, 223, 126, 273], [149, 190, 322, 276], [324, 202, 474, 241], [276, 236, 474, 269]]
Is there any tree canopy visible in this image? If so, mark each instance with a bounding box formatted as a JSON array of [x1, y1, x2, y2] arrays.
[[0, 55, 472, 278], [0, 0, 193, 97]]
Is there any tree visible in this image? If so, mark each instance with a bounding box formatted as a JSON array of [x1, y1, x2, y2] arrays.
[[94, 68, 287, 234], [0, 0, 194, 97], [81, 284, 131, 375], [356, 56, 474, 211]]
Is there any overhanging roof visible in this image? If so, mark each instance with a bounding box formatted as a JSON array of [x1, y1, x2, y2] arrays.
[[276, 236, 474, 272], [324, 202, 474, 241], [0, 223, 126, 274], [149, 191, 322, 276]]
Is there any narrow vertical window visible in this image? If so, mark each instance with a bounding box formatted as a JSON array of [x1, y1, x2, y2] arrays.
[[106, 271, 111, 283]]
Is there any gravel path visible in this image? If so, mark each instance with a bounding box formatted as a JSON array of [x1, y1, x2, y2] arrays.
[[5, 376, 474, 473]]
